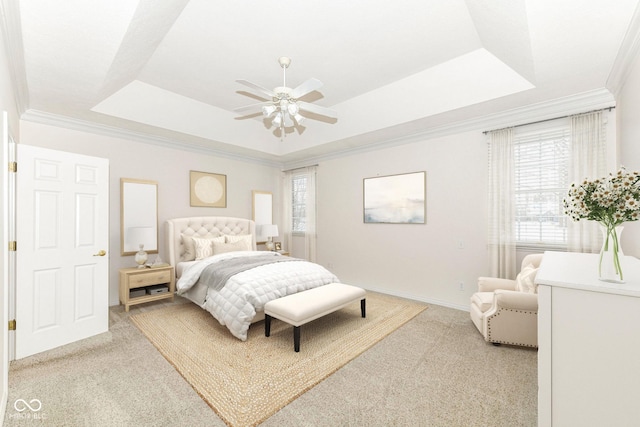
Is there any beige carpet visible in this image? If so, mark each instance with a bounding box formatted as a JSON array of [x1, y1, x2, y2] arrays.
[[131, 292, 426, 427]]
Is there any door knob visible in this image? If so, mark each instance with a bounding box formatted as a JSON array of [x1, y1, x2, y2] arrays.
[[93, 250, 107, 257]]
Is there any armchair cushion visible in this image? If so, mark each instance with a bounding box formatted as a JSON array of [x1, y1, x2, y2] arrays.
[[471, 292, 495, 313], [515, 263, 538, 294], [477, 277, 517, 292], [494, 289, 538, 311]]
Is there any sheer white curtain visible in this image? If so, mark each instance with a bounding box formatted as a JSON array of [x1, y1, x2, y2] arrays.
[[304, 166, 317, 262], [281, 170, 294, 253], [281, 166, 317, 262], [487, 128, 517, 279], [568, 111, 607, 253]]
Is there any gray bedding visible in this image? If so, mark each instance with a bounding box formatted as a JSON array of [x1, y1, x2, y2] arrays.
[[197, 252, 301, 291]]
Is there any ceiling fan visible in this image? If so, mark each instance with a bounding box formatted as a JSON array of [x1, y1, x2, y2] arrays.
[[234, 57, 337, 135]]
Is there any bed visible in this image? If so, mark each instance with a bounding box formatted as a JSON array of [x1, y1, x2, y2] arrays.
[[165, 216, 339, 341]]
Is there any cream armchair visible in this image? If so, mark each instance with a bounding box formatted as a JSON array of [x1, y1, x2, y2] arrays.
[[470, 254, 543, 348]]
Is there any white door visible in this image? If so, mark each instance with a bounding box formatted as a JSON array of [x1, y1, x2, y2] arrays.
[[16, 145, 109, 359], [1, 111, 10, 420]]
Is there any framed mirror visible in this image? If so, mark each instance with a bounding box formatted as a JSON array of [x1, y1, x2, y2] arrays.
[[121, 178, 158, 256], [252, 190, 272, 244]]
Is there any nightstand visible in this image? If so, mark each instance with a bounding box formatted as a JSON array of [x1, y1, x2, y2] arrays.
[[119, 265, 175, 312]]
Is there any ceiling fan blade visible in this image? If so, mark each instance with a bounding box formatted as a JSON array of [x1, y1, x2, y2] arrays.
[[233, 101, 273, 113], [298, 101, 337, 119], [290, 78, 323, 99], [236, 79, 275, 99]]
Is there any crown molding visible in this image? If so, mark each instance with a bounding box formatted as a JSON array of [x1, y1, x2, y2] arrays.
[[607, 3, 640, 96], [20, 87, 615, 173], [284, 88, 616, 168], [20, 109, 284, 168], [0, 0, 29, 115]]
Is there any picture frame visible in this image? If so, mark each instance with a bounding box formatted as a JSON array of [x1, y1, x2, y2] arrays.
[[120, 178, 159, 255], [274, 242, 282, 251], [190, 171, 227, 207], [363, 171, 426, 224]]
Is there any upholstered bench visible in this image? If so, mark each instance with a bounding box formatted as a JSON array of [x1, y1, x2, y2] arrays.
[[264, 283, 366, 352]]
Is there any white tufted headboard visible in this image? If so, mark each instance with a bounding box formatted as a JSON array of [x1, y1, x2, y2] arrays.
[[165, 216, 257, 269]]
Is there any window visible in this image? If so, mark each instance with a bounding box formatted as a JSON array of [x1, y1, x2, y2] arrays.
[[514, 124, 570, 248], [291, 174, 307, 233], [488, 110, 608, 276]]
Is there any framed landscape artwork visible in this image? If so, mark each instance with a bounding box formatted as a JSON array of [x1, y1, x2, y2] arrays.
[[363, 171, 426, 224], [190, 171, 227, 207]]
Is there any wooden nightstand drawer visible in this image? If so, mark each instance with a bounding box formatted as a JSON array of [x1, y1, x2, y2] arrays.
[[129, 270, 171, 288], [119, 266, 175, 312]]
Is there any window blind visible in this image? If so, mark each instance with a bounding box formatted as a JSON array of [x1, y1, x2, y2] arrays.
[[291, 174, 307, 233], [513, 124, 570, 247]]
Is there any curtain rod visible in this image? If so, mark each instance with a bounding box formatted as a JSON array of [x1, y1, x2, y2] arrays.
[[281, 164, 319, 173], [482, 106, 615, 135]]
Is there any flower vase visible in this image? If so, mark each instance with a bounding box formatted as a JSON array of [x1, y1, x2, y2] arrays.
[[599, 225, 624, 283]]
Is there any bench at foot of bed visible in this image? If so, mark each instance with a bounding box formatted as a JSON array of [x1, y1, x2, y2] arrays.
[[264, 283, 366, 352]]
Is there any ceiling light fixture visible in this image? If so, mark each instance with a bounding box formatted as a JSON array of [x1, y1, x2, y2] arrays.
[[234, 57, 337, 139]]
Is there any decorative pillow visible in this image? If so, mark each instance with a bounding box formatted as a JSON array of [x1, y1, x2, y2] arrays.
[[181, 234, 197, 261], [515, 263, 538, 294], [192, 236, 225, 260], [224, 234, 252, 251], [212, 239, 250, 255]]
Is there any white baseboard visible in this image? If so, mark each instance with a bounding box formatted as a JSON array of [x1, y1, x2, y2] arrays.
[[358, 285, 470, 312]]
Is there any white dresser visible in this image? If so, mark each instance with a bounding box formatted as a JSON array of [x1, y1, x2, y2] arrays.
[[536, 251, 640, 427]]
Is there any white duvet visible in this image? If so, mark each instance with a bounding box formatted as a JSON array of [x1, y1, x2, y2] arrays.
[[177, 251, 339, 341]]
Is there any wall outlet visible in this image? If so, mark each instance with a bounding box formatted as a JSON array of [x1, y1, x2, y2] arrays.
[[458, 281, 464, 291]]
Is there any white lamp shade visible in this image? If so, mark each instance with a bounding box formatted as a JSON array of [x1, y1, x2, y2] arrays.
[[261, 224, 279, 238], [284, 113, 294, 127], [262, 105, 277, 117], [293, 113, 304, 125], [287, 102, 299, 115]]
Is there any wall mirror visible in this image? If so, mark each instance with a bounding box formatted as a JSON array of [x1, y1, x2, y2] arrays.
[[252, 190, 273, 244], [121, 178, 158, 256]]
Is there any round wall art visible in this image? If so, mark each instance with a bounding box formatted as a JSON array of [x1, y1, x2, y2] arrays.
[[190, 171, 227, 207]]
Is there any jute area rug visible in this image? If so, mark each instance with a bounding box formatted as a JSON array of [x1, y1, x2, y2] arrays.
[[131, 292, 426, 427]]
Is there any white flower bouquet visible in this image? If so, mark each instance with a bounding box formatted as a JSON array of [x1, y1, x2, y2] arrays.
[[563, 167, 640, 281]]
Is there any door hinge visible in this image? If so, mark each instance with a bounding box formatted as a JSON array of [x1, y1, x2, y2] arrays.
[[8, 319, 15, 331], [8, 241, 16, 251], [8, 161, 16, 173]]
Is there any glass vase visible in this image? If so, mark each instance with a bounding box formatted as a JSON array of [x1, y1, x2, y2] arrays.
[[599, 225, 624, 283]]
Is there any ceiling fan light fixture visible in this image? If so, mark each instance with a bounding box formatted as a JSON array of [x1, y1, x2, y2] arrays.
[[262, 105, 277, 117], [284, 113, 294, 128], [287, 102, 299, 116], [236, 56, 337, 137], [272, 113, 283, 127]]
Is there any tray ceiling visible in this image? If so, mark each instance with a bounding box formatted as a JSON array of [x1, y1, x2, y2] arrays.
[[6, 0, 639, 164]]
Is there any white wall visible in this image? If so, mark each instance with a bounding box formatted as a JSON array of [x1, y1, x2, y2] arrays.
[[316, 130, 488, 310], [19, 121, 282, 305], [617, 48, 640, 258]]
